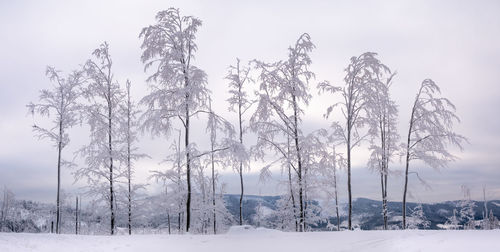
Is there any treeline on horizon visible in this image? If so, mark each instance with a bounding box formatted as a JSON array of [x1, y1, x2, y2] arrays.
[[1, 192, 499, 234]]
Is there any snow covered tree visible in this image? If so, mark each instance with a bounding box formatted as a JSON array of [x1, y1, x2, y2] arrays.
[[75, 42, 124, 235], [150, 130, 186, 233], [251, 33, 315, 232], [205, 98, 236, 233], [57, 189, 72, 233], [258, 135, 300, 232], [407, 203, 430, 229], [445, 209, 460, 230], [27, 67, 83, 234], [139, 8, 210, 232], [481, 186, 489, 230], [299, 131, 329, 231], [254, 198, 264, 227], [207, 100, 219, 233], [318, 52, 390, 230], [366, 72, 399, 230], [121, 80, 147, 235], [458, 185, 476, 230], [75, 196, 79, 235], [401, 79, 467, 229], [479, 186, 500, 230], [0, 186, 15, 232], [488, 210, 499, 229], [481, 186, 498, 230], [317, 140, 345, 231], [226, 58, 253, 226], [258, 129, 327, 232], [273, 191, 299, 231], [186, 144, 234, 234], [192, 154, 210, 234]]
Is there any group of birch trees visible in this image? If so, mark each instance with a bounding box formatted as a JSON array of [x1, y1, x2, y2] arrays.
[[28, 7, 466, 234], [29, 43, 144, 235]]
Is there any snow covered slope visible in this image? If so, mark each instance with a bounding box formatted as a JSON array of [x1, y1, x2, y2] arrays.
[[0, 227, 499, 252]]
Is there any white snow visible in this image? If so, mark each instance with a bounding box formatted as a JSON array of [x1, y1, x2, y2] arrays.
[[257, 206, 275, 217], [437, 209, 449, 215], [1, 228, 499, 252]]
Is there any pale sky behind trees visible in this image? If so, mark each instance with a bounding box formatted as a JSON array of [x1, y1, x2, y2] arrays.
[[1, 0, 499, 203]]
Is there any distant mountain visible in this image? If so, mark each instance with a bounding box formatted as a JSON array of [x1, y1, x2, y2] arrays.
[[224, 194, 500, 230], [1, 195, 499, 233]]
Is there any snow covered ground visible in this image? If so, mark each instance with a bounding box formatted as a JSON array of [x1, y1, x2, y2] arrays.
[[1, 226, 499, 252]]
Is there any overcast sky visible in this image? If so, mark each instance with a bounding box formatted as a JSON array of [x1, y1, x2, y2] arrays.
[[1, 0, 499, 205]]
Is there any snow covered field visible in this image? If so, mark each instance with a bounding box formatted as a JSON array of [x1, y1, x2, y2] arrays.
[[1, 226, 499, 252]]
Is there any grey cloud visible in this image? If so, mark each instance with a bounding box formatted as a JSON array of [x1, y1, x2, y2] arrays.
[[1, 0, 499, 203]]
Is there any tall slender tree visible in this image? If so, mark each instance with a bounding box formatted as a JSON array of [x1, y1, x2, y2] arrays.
[[205, 98, 225, 233], [28, 67, 83, 234], [76, 42, 124, 235], [207, 100, 218, 233], [401, 79, 466, 229], [139, 8, 210, 232], [251, 33, 315, 232], [125, 80, 133, 235], [121, 80, 147, 235], [319, 52, 389, 230], [226, 58, 253, 225], [366, 72, 399, 230]]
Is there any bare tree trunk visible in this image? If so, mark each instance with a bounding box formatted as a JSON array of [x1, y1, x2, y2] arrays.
[[291, 94, 304, 232], [346, 126, 352, 230], [334, 188, 340, 231], [332, 147, 340, 231], [107, 80, 115, 236], [238, 87, 244, 226], [286, 134, 298, 231], [75, 196, 78, 235], [126, 84, 132, 236], [178, 211, 182, 233], [56, 118, 63, 234], [402, 88, 423, 230], [239, 163, 244, 226], [383, 172, 388, 229], [79, 197, 82, 234], [211, 149, 217, 234], [402, 104, 416, 230], [288, 163, 298, 231], [167, 210, 171, 234], [185, 99, 191, 232], [380, 173, 387, 230], [345, 80, 356, 231], [127, 174, 131, 235], [176, 130, 183, 234], [402, 122, 412, 230], [384, 117, 390, 230], [303, 164, 308, 231], [182, 56, 192, 232], [380, 121, 388, 230]]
